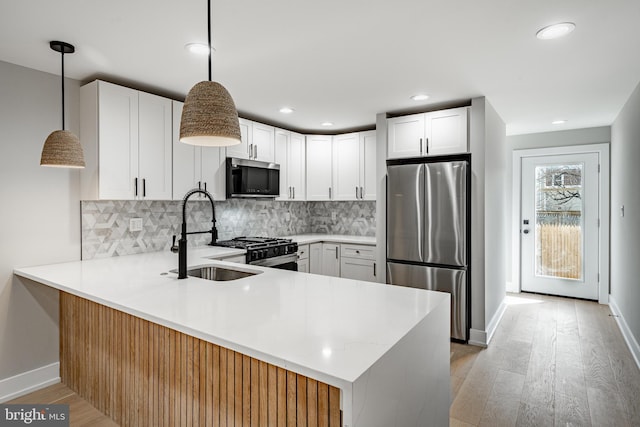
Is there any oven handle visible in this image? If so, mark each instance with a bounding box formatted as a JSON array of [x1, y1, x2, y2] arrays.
[[249, 253, 298, 268]]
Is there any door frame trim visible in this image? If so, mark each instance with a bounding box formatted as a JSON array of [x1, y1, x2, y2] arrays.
[[511, 143, 610, 304]]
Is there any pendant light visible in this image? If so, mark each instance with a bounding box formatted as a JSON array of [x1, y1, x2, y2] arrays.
[[180, 0, 241, 146], [40, 41, 85, 168]]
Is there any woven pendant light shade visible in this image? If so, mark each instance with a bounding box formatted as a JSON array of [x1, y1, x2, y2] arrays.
[[40, 130, 86, 168], [180, 81, 242, 146]]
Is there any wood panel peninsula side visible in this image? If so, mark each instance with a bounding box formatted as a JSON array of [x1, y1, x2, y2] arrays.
[[15, 245, 451, 426]]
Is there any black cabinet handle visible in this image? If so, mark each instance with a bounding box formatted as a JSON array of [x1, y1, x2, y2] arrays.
[[134, 177, 138, 197], [204, 182, 207, 192], [426, 138, 429, 154], [373, 262, 377, 277], [419, 138, 423, 155], [143, 178, 146, 197]]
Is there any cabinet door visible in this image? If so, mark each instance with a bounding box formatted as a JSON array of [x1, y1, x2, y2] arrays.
[[340, 257, 377, 282], [309, 243, 323, 274], [275, 129, 290, 200], [252, 122, 275, 162], [321, 243, 341, 277], [226, 118, 252, 159], [387, 113, 424, 159], [200, 147, 225, 200], [425, 107, 468, 155], [288, 132, 306, 200], [360, 130, 377, 200], [297, 259, 309, 273], [138, 92, 172, 200], [333, 132, 360, 200], [306, 135, 333, 200], [172, 101, 199, 200], [98, 82, 139, 199]]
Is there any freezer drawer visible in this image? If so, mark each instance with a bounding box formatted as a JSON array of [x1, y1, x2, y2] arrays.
[[387, 261, 467, 341]]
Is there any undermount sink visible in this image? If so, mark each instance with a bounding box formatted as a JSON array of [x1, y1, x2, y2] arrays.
[[171, 264, 261, 281]]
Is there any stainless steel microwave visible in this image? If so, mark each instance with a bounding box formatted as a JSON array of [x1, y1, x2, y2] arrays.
[[226, 157, 280, 198]]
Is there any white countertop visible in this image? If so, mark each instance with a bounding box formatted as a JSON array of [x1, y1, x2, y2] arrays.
[[287, 234, 376, 246], [14, 244, 446, 388]]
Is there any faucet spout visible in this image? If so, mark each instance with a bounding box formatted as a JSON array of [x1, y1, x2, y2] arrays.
[[174, 188, 218, 279]]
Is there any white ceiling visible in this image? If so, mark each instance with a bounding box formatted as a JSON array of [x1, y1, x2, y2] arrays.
[[1, 0, 639, 135]]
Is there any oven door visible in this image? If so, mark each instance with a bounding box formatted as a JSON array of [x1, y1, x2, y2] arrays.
[[249, 253, 298, 271]]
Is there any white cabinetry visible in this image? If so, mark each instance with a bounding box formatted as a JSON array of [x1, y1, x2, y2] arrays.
[[306, 135, 333, 200], [226, 119, 275, 162], [297, 244, 309, 273], [332, 131, 376, 200], [321, 243, 341, 277], [80, 80, 172, 200], [340, 244, 377, 282], [309, 243, 323, 274], [387, 107, 468, 159], [172, 101, 225, 200], [275, 129, 306, 200]]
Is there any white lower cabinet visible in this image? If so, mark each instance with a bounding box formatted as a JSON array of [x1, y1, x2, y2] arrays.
[[340, 244, 377, 282], [297, 244, 310, 273], [321, 243, 341, 277], [309, 243, 323, 274]]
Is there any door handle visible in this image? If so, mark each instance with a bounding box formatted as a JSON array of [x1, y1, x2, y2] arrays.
[[204, 182, 207, 193], [293, 187, 295, 199], [523, 229, 530, 234], [425, 138, 429, 154], [373, 262, 376, 277], [142, 178, 146, 197], [254, 145, 258, 159], [329, 187, 332, 199], [419, 138, 423, 155], [134, 177, 138, 197], [360, 186, 363, 199], [356, 186, 359, 199], [335, 247, 338, 259]]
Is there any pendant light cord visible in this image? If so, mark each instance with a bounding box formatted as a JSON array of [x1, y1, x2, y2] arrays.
[[61, 49, 66, 130], [207, 0, 212, 82]]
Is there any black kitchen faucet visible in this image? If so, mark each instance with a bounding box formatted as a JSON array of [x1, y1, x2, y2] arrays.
[[171, 188, 218, 279]]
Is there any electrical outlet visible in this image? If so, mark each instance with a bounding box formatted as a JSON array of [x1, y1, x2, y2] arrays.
[[129, 218, 143, 232], [331, 212, 337, 221]]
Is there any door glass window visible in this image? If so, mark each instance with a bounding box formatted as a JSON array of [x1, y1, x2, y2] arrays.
[[534, 163, 584, 280]]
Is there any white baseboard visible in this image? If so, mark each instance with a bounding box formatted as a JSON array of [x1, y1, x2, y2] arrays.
[[609, 295, 640, 371], [468, 297, 507, 348], [0, 362, 60, 403]]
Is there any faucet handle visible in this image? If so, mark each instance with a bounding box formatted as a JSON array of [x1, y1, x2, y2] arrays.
[[170, 235, 179, 253]]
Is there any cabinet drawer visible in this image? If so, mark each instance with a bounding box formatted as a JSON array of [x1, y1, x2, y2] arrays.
[[297, 244, 309, 260], [341, 244, 375, 260]]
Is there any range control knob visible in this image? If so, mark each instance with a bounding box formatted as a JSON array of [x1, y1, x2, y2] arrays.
[[251, 251, 258, 261]]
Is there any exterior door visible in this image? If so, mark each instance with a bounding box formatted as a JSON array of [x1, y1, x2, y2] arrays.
[[520, 153, 599, 299]]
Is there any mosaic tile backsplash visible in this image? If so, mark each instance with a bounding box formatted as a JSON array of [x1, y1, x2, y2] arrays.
[[81, 199, 376, 259]]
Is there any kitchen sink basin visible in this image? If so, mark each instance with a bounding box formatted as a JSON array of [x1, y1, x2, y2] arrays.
[[171, 264, 261, 281]]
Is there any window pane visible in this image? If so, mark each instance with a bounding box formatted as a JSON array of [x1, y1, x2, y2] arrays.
[[534, 163, 583, 280]]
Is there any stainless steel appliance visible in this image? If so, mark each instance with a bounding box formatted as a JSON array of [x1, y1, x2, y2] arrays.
[[386, 154, 471, 341], [226, 157, 280, 198], [215, 237, 298, 270]]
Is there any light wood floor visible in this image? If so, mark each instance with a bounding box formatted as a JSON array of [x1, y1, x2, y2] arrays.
[[8, 292, 640, 426], [450, 293, 640, 426]]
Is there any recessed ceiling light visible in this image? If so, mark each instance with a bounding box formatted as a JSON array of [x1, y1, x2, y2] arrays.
[[410, 94, 430, 101], [279, 107, 294, 114], [552, 119, 567, 125], [185, 43, 215, 55], [536, 22, 576, 40], [321, 122, 333, 127]]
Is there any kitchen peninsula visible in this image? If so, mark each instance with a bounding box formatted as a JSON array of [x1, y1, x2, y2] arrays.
[[14, 246, 450, 427]]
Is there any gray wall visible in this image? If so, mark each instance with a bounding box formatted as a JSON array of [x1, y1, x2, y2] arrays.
[[506, 126, 611, 283], [610, 80, 640, 349], [0, 61, 81, 383]]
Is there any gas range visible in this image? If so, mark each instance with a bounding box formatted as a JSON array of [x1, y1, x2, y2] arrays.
[[215, 237, 298, 269]]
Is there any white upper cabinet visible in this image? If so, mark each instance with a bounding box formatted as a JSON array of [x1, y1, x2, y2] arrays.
[[80, 80, 172, 200], [251, 122, 275, 162], [226, 119, 274, 162], [333, 132, 360, 200], [387, 107, 468, 159], [332, 130, 377, 201], [361, 130, 377, 200], [172, 101, 225, 201], [226, 117, 252, 160], [275, 129, 306, 200], [138, 92, 172, 200], [306, 135, 333, 200]]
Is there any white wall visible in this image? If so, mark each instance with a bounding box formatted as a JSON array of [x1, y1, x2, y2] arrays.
[[506, 127, 611, 284], [0, 60, 81, 398], [610, 80, 640, 359], [469, 97, 508, 344]]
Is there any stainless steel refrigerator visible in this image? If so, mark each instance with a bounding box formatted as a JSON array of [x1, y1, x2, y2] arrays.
[[386, 155, 470, 341]]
